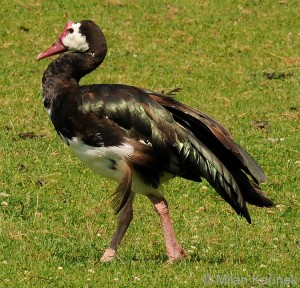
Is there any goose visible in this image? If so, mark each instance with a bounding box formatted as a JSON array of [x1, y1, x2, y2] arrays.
[[38, 20, 274, 262]]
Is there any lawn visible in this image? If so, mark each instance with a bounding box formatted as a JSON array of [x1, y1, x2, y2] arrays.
[[0, 1, 299, 287]]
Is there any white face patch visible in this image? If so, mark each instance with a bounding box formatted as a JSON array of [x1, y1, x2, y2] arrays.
[[62, 23, 89, 52]]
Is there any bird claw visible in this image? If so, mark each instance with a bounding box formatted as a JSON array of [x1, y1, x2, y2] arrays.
[[167, 247, 188, 263], [100, 248, 116, 262]]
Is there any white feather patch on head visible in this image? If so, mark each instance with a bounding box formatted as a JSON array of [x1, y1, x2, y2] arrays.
[[62, 23, 89, 52]]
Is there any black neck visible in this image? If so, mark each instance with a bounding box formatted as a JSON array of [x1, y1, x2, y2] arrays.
[[41, 49, 106, 108]]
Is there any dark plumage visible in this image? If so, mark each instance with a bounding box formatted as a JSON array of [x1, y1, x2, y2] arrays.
[[38, 20, 274, 262]]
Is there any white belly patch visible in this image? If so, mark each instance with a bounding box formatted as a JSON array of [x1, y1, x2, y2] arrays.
[[67, 137, 134, 182], [66, 136, 168, 197]]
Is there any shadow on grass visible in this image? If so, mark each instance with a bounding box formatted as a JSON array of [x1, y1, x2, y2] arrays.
[[97, 253, 229, 265], [52, 249, 241, 266]]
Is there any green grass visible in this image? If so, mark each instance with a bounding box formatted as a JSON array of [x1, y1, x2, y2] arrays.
[[1, 0, 300, 287]]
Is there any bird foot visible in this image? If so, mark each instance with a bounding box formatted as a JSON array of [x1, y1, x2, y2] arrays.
[[100, 248, 116, 262], [167, 246, 188, 263]]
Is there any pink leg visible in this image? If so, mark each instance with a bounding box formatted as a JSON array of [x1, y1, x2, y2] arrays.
[[147, 194, 188, 262], [100, 199, 133, 262]]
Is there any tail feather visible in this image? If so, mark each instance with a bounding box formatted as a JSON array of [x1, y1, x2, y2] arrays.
[[182, 136, 275, 223], [235, 143, 268, 184], [180, 135, 252, 223], [111, 162, 132, 214], [233, 171, 274, 207]]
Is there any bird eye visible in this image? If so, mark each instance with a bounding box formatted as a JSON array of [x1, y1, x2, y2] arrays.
[[69, 28, 74, 33]]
